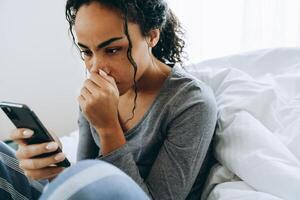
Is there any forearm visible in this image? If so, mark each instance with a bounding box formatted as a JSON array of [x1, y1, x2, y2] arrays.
[[97, 143, 151, 197], [95, 123, 151, 196], [96, 124, 126, 156]]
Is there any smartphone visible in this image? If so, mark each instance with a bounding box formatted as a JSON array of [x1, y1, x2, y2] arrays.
[[0, 101, 71, 168]]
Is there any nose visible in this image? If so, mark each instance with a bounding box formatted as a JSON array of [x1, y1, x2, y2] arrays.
[[89, 56, 110, 75]]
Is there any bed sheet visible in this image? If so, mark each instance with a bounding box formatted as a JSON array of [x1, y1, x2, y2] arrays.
[[186, 48, 300, 200]]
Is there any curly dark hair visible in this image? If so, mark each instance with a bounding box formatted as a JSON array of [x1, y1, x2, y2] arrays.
[[65, 0, 186, 123]]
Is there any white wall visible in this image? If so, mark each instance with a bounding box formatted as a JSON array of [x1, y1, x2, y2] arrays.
[[169, 0, 300, 63], [0, 0, 85, 139]]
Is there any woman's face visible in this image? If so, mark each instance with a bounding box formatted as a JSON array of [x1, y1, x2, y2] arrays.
[[74, 2, 152, 95]]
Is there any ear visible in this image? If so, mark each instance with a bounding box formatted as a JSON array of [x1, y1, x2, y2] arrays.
[[146, 29, 160, 48]]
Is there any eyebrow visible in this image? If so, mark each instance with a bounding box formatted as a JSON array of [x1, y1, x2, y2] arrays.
[[77, 37, 124, 49]]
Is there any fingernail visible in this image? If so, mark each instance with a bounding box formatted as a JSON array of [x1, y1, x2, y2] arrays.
[[46, 142, 58, 151], [99, 69, 107, 76], [54, 153, 65, 161], [23, 130, 34, 138]]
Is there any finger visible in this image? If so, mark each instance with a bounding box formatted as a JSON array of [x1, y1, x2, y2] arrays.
[[78, 95, 92, 115], [78, 95, 85, 104], [14, 139, 27, 146], [99, 69, 117, 89], [83, 79, 101, 95], [48, 130, 62, 149], [16, 141, 59, 159], [77, 95, 86, 111], [89, 72, 115, 90], [24, 167, 64, 180], [10, 129, 34, 141], [19, 152, 66, 170], [80, 85, 93, 98]]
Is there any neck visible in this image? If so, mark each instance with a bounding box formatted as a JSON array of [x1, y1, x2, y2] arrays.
[[124, 57, 171, 98], [137, 57, 171, 91]]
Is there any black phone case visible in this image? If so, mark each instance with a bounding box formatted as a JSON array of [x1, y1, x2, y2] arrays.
[[0, 101, 71, 168]]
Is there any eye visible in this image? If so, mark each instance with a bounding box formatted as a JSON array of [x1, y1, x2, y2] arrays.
[[105, 47, 121, 55], [80, 50, 92, 60]]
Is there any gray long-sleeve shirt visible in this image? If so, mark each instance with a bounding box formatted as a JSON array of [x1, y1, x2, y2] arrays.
[[77, 65, 218, 200]]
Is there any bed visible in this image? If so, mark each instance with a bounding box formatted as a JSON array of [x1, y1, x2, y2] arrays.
[[60, 47, 300, 200]]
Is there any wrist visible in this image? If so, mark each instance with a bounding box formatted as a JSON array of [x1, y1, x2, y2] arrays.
[[95, 123, 126, 156], [95, 122, 121, 137]]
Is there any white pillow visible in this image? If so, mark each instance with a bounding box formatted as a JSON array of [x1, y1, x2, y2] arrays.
[[60, 129, 79, 163], [193, 47, 300, 77], [185, 47, 300, 200]]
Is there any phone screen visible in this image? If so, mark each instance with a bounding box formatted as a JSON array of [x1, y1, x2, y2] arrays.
[[0, 101, 71, 167]]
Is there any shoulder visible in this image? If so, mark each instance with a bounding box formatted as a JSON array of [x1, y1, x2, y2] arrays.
[[162, 65, 218, 144], [154, 65, 217, 128], [166, 65, 216, 111]]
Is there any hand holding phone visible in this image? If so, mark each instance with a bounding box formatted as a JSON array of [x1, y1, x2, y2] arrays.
[[9, 128, 66, 180], [0, 102, 71, 168]]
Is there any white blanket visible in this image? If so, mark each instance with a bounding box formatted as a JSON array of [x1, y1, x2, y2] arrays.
[[186, 48, 300, 200]]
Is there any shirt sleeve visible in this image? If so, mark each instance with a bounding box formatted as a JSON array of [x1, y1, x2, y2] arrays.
[[77, 109, 100, 161], [97, 84, 218, 200]]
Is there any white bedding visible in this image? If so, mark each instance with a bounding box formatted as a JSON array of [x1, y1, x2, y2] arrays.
[[60, 130, 79, 164], [60, 47, 300, 199], [186, 47, 300, 200]]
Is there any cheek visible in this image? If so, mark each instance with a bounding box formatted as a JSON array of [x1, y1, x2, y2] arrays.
[[116, 67, 135, 84], [109, 56, 134, 82]]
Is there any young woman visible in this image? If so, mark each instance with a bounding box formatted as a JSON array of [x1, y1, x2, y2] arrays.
[[0, 0, 217, 199]]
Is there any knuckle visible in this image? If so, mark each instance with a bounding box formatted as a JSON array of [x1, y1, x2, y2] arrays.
[[15, 148, 22, 158], [22, 148, 30, 158], [80, 87, 86, 94], [94, 92, 103, 99], [84, 79, 91, 85], [15, 150, 24, 159], [89, 73, 96, 79], [17, 146, 29, 158], [20, 146, 32, 158], [19, 160, 25, 169], [24, 170, 30, 177], [85, 98, 94, 107], [29, 159, 38, 169]]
